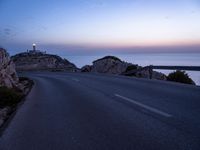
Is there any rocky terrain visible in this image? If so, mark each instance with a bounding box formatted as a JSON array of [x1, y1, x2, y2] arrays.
[[131, 67, 167, 80], [81, 56, 166, 80], [0, 48, 33, 127], [11, 51, 78, 72], [92, 56, 133, 74], [0, 48, 19, 88], [81, 56, 133, 74]]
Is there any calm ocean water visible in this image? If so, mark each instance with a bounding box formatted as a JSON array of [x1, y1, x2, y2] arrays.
[[63, 53, 200, 85]]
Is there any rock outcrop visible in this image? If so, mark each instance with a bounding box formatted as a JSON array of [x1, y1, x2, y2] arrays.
[[0, 107, 11, 126], [81, 55, 166, 80], [92, 56, 133, 74], [0, 48, 34, 128], [133, 68, 167, 80], [0, 48, 19, 88], [11, 51, 78, 71], [81, 56, 133, 74]]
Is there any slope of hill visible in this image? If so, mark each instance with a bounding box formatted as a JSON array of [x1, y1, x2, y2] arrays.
[[11, 51, 78, 72]]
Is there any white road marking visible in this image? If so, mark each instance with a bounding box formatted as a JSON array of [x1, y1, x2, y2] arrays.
[[114, 94, 172, 118], [72, 78, 79, 82]]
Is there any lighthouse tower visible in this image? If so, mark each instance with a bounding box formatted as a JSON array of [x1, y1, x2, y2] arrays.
[[33, 43, 36, 51]]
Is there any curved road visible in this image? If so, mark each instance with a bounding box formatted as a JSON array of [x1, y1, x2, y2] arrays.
[[0, 72, 200, 150]]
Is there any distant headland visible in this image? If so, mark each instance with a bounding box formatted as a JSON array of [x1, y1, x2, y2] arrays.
[[11, 44, 78, 72]]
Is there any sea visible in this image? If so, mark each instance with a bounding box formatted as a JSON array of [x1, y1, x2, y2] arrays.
[[63, 53, 200, 86]]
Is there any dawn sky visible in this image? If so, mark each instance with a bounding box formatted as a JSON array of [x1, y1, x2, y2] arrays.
[[0, 0, 200, 55]]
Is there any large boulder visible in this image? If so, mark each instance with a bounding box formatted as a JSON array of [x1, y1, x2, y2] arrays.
[[0, 48, 19, 88], [134, 68, 167, 80], [11, 51, 78, 72], [88, 56, 132, 74]]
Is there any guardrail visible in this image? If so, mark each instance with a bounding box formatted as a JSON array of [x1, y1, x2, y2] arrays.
[[122, 65, 200, 79], [150, 66, 200, 71]]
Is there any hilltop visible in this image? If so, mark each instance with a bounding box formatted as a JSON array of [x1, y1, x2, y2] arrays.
[[11, 51, 78, 72]]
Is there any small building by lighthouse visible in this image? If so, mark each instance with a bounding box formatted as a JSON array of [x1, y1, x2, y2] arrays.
[[33, 43, 36, 51], [28, 43, 45, 54]]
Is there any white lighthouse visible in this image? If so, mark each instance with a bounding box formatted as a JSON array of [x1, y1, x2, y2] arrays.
[[29, 43, 45, 54], [33, 43, 36, 51]]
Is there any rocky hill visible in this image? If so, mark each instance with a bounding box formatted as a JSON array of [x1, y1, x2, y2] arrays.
[[82, 56, 133, 74], [0, 48, 19, 88], [81, 56, 166, 80], [11, 51, 77, 71]]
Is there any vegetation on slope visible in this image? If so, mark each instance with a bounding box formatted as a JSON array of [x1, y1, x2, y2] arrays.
[[167, 70, 195, 85], [0, 77, 34, 108], [0, 87, 23, 108], [125, 65, 138, 72]]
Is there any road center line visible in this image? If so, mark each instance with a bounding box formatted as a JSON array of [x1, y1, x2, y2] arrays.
[[114, 94, 172, 118]]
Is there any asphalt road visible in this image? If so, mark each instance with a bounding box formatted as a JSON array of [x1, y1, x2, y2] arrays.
[[0, 72, 200, 150]]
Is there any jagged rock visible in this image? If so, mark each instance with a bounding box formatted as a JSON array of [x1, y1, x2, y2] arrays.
[[0, 48, 19, 88], [134, 68, 167, 80], [89, 56, 132, 74], [0, 107, 11, 127], [152, 71, 167, 80], [11, 51, 78, 71], [81, 65, 93, 72]]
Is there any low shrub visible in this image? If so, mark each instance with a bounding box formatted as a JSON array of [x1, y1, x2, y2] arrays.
[[0, 86, 23, 108], [167, 70, 195, 85], [125, 65, 138, 72]]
